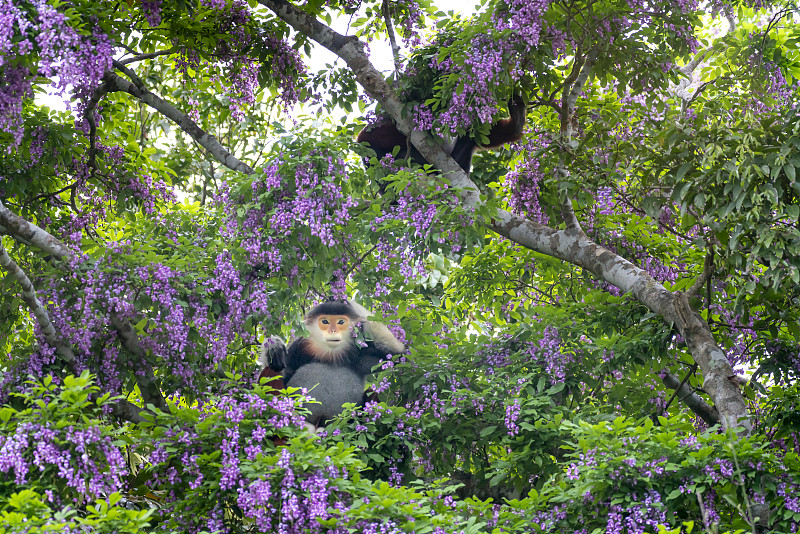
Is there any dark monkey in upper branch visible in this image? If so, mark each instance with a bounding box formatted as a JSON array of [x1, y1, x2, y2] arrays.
[[356, 96, 527, 175], [258, 300, 405, 427]]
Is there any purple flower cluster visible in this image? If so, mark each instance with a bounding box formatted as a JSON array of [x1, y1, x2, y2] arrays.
[[605, 491, 667, 534], [778, 482, 800, 514], [0, 64, 32, 149], [0, 1, 112, 148], [201, 1, 304, 114], [701, 489, 721, 528], [748, 59, 797, 116], [394, 1, 541, 137], [566, 448, 599, 480], [493, 0, 550, 46], [505, 133, 550, 223], [434, 37, 513, 136], [221, 148, 357, 291], [0, 0, 34, 148], [702, 457, 736, 483], [0, 419, 127, 500], [146, 387, 369, 534], [141, 0, 162, 27], [504, 400, 521, 436], [480, 343, 513, 373], [527, 326, 572, 383]]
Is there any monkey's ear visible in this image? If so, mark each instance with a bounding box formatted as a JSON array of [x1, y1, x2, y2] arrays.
[[260, 336, 287, 372]]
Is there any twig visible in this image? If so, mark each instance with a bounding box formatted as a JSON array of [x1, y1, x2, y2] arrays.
[[83, 82, 110, 173], [103, 72, 254, 175], [661, 369, 720, 426], [558, 51, 596, 232], [110, 314, 171, 413], [382, 0, 402, 77], [686, 249, 713, 297], [118, 48, 179, 66], [344, 243, 378, 278]]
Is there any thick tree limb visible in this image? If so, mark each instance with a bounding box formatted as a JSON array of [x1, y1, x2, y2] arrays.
[[109, 399, 149, 424], [0, 239, 77, 366], [259, 0, 752, 434], [110, 315, 170, 413], [0, 224, 33, 247], [102, 71, 254, 175], [488, 217, 749, 431], [0, 200, 73, 259], [662, 370, 720, 426]]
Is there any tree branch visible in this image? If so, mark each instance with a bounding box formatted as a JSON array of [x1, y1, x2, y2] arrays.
[[118, 48, 179, 66], [110, 314, 170, 413], [561, 51, 592, 138], [84, 82, 110, 173], [0, 238, 77, 366], [0, 200, 73, 259], [112, 59, 146, 89], [558, 52, 595, 230], [662, 370, 720, 427], [382, 0, 402, 76], [102, 71, 254, 175], [674, 9, 736, 103], [109, 399, 149, 424], [687, 249, 713, 297], [260, 0, 753, 434]]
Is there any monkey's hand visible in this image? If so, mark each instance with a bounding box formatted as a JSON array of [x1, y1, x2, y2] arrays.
[[363, 321, 405, 355]]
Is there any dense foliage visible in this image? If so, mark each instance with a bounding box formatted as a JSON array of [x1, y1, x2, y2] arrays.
[[1, 0, 800, 532]]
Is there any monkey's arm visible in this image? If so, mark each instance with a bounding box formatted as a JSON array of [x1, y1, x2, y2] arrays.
[[356, 118, 409, 161], [481, 95, 526, 149], [354, 322, 405, 377], [282, 338, 317, 383], [349, 301, 405, 356]]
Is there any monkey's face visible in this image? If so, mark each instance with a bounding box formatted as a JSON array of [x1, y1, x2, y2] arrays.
[[314, 314, 352, 350]]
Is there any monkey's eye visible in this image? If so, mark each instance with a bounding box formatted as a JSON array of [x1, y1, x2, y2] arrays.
[[337, 319, 346, 325], [321, 319, 330, 325]]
